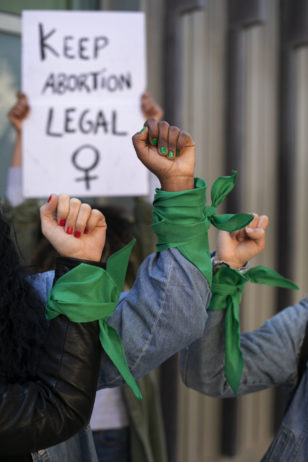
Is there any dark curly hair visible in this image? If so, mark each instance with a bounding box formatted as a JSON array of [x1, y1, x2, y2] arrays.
[[0, 210, 47, 383]]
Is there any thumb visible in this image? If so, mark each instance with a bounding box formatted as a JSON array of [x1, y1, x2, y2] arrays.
[[40, 194, 59, 227], [132, 126, 149, 156]]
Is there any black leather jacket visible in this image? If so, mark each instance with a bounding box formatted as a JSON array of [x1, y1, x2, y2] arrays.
[[0, 257, 102, 456]]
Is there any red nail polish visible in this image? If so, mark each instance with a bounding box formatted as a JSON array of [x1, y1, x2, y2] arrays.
[[66, 227, 73, 235], [84, 228, 89, 234], [74, 230, 81, 238], [47, 195, 52, 203], [59, 219, 66, 227]]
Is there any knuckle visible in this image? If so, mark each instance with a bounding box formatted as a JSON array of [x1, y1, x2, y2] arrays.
[[80, 202, 91, 212], [59, 194, 70, 203], [91, 208, 103, 218], [159, 120, 169, 129], [70, 197, 81, 208], [170, 125, 180, 133], [147, 117, 158, 124], [180, 131, 194, 144]]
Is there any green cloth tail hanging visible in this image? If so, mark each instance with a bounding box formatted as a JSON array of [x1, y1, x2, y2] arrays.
[[152, 171, 254, 286], [46, 239, 142, 400], [208, 266, 299, 395]]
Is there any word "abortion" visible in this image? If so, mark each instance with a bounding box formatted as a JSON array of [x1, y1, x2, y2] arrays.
[[41, 69, 132, 94]]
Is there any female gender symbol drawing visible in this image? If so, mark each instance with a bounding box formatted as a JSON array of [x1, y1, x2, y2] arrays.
[[72, 144, 100, 190]]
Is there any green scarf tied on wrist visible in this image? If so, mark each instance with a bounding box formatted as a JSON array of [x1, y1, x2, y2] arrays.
[[208, 266, 299, 395], [152, 171, 254, 285], [46, 239, 142, 400]]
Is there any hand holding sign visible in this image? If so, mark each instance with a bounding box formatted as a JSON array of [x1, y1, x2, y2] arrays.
[[40, 195, 107, 262], [8, 92, 30, 134], [132, 119, 195, 192]]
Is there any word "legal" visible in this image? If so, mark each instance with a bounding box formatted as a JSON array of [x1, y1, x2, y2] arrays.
[[46, 107, 128, 137]]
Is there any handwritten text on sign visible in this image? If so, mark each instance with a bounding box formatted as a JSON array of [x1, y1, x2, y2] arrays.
[[22, 11, 147, 197]]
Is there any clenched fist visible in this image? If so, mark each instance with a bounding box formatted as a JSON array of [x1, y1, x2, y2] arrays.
[[132, 119, 195, 192]]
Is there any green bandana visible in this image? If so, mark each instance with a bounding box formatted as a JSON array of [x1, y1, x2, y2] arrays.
[[46, 239, 142, 400], [208, 266, 299, 395], [152, 172, 254, 285]]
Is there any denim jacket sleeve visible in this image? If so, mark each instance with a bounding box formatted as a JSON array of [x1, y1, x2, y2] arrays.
[[180, 298, 308, 397], [97, 248, 210, 388], [32, 248, 211, 389]]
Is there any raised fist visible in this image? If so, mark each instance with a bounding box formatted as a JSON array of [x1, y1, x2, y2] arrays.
[[132, 119, 195, 192]]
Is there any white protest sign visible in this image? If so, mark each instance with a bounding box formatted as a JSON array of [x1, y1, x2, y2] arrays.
[[22, 10, 148, 197]]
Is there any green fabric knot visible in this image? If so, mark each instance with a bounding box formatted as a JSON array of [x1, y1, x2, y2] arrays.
[[211, 282, 244, 297], [152, 173, 253, 286], [208, 265, 299, 395], [205, 205, 217, 219], [46, 239, 142, 400]]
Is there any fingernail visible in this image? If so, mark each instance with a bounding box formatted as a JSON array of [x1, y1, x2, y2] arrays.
[[47, 194, 52, 203], [160, 147, 167, 154], [66, 227, 73, 235], [59, 219, 66, 227], [140, 127, 146, 133], [168, 151, 174, 159], [176, 150, 180, 156], [151, 138, 158, 145], [84, 228, 89, 234], [74, 230, 81, 238]]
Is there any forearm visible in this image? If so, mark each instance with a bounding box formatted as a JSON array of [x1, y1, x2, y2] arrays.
[[32, 249, 211, 391], [97, 248, 211, 388], [180, 310, 227, 396], [181, 299, 308, 397], [160, 175, 194, 192], [97, 176, 236, 387], [0, 257, 104, 454], [238, 300, 307, 392], [11, 133, 22, 167], [0, 316, 101, 454]]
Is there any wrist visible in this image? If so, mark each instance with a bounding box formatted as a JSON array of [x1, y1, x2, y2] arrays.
[[58, 247, 103, 263], [213, 257, 249, 272], [159, 175, 194, 192], [61, 253, 102, 262], [55, 256, 105, 282], [215, 251, 246, 270], [227, 261, 248, 270]]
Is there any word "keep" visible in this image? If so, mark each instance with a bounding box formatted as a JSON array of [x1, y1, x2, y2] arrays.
[[39, 23, 109, 61]]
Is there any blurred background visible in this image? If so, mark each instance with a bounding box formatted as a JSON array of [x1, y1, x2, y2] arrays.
[[1, 0, 308, 461]]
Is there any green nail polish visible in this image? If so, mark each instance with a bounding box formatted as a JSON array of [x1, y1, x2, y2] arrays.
[[140, 127, 146, 133], [160, 147, 167, 154], [176, 150, 180, 156], [168, 151, 174, 158], [151, 138, 158, 145]]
